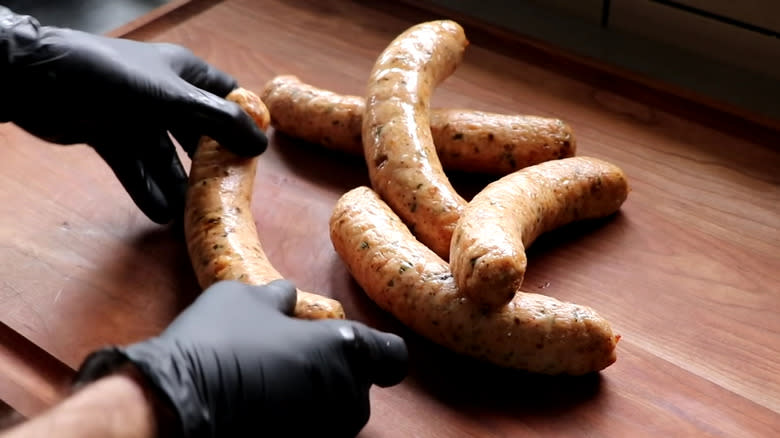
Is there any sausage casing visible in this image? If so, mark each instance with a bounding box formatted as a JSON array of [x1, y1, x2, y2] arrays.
[[261, 75, 576, 174], [450, 157, 630, 308], [329, 186, 619, 375], [185, 88, 345, 319]]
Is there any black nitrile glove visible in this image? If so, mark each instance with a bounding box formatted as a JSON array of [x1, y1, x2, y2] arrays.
[[0, 7, 267, 224], [75, 280, 409, 438]]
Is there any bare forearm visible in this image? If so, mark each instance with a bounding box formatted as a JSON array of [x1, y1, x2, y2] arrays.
[[0, 370, 161, 438]]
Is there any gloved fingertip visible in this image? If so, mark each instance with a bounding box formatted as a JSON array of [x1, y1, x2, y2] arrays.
[[349, 323, 409, 388], [144, 207, 174, 225], [186, 98, 268, 158], [100, 154, 172, 225], [142, 133, 189, 223], [220, 107, 268, 157], [372, 333, 409, 387], [257, 279, 298, 315], [139, 176, 175, 224]]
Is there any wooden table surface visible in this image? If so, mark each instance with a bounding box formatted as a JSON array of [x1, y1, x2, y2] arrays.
[[0, 0, 778, 436]]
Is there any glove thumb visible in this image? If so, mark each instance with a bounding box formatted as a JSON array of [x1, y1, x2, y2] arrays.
[[254, 279, 298, 316], [346, 322, 409, 387]]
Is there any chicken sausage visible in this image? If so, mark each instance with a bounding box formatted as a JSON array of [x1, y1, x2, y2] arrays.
[[261, 75, 576, 174], [329, 186, 619, 375], [363, 20, 469, 259], [184, 88, 345, 319], [450, 157, 630, 308]]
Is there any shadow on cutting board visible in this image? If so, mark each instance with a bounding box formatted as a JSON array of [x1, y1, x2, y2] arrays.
[[0, 400, 24, 431]]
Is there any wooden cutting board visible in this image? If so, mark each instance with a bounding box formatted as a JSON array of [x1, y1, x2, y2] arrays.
[[0, 0, 777, 435]]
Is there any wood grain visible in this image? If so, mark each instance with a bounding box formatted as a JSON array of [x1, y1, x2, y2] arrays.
[[0, 321, 71, 418], [0, 0, 777, 435]]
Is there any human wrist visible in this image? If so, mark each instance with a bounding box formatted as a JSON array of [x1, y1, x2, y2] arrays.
[[113, 364, 183, 438], [90, 371, 158, 438], [76, 344, 208, 438], [75, 346, 189, 438], [0, 368, 161, 438]]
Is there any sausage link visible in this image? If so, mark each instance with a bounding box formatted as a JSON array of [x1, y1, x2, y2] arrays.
[[261, 75, 576, 174], [329, 186, 619, 375], [363, 20, 469, 259], [431, 109, 575, 174], [185, 88, 345, 320], [262, 75, 365, 154], [450, 157, 630, 308]]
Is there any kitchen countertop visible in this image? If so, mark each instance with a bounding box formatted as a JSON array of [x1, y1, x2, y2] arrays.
[[0, 0, 777, 435]]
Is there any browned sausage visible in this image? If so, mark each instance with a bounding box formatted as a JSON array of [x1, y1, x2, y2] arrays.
[[450, 157, 630, 308], [329, 186, 619, 375], [362, 20, 469, 259], [261, 75, 576, 174], [184, 88, 345, 320]]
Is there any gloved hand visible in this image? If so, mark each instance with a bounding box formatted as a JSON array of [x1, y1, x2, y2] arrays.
[[75, 280, 408, 438], [0, 8, 267, 224]]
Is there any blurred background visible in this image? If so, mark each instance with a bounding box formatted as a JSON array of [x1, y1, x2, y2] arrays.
[[3, 0, 778, 126], [412, 0, 779, 129], [3, 0, 175, 34]]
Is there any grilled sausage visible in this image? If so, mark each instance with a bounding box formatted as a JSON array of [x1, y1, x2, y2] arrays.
[[330, 186, 619, 375], [184, 88, 345, 319], [362, 20, 469, 259], [450, 157, 630, 308], [261, 75, 576, 174]]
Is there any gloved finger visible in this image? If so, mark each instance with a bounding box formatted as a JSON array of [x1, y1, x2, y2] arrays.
[[94, 146, 172, 224], [186, 280, 295, 320], [168, 127, 202, 158], [180, 57, 237, 98], [170, 87, 268, 157], [340, 321, 409, 388], [251, 279, 298, 316], [137, 132, 189, 221], [156, 42, 237, 98]]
